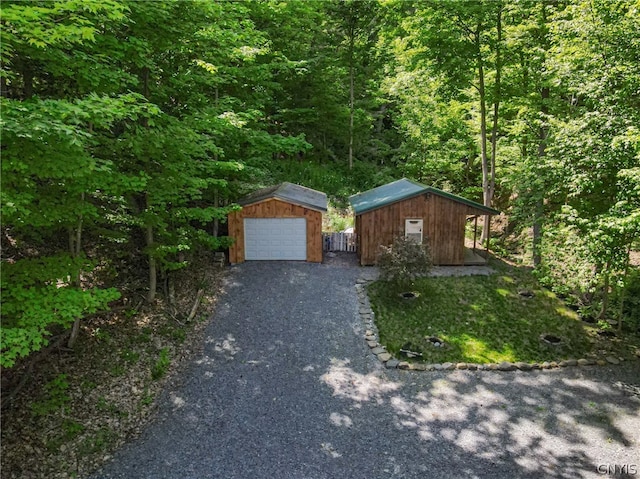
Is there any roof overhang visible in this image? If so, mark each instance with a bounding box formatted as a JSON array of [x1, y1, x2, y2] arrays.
[[349, 178, 500, 216], [238, 182, 328, 213]]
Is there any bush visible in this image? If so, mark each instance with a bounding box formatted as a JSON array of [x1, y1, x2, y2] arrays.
[[1, 254, 121, 368], [377, 235, 433, 288], [619, 267, 640, 333]]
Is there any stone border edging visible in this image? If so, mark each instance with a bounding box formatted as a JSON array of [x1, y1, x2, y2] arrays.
[[355, 278, 628, 372]]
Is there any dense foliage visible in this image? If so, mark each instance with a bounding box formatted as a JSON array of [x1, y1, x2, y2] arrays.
[[377, 235, 433, 288], [2, 0, 639, 367]]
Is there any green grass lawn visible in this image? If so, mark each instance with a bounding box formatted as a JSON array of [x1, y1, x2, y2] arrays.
[[368, 263, 598, 364]]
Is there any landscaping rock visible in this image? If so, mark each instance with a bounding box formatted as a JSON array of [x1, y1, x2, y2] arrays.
[[578, 358, 594, 366], [515, 362, 532, 371], [456, 363, 468, 370], [385, 359, 400, 369], [441, 362, 455, 370], [497, 362, 516, 371], [378, 353, 392, 362], [366, 340, 378, 348], [397, 362, 411, 370], [606, 356, 620, 365], [371, 347, 386, 355]]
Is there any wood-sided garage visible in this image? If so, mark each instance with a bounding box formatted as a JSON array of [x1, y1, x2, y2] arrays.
[[227, 182, 327, 264]]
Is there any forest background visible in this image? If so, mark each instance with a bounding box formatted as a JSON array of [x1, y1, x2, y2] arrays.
[[2, 0, 639, 370]]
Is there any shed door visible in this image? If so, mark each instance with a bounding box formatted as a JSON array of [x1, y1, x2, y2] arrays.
[[244, 218, 307, 260]]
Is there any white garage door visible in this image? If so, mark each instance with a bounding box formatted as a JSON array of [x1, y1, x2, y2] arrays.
[[244, 218, 307, 260]]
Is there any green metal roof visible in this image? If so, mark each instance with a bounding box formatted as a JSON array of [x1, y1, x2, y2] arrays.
[[349, 178, 500, 215], [239, 182, 328, 212]]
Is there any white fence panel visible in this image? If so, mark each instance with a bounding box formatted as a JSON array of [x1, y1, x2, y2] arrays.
[[323, 232, 356, 252]]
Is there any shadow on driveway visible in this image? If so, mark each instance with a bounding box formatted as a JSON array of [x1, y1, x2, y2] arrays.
[[92, 260, 640, 479]]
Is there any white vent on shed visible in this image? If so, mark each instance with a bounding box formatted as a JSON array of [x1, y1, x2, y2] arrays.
[[405, 219, 423, 244]]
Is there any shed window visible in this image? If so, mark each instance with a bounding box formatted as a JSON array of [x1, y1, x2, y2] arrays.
[[405, 219, 423, 244]]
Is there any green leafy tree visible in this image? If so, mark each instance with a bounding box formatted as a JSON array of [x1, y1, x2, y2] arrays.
[[542, 0, 640, 320], [380, 0, 505, 236]]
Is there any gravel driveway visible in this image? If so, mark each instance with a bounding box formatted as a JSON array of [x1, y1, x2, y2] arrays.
[[92, 256, 640, 479]]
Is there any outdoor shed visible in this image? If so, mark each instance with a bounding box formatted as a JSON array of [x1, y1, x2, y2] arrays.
[[349, 178, 500, 266], [228, 182, 327, 264]]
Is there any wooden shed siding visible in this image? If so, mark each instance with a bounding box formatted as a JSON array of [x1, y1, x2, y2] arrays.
[[356, 193, 486, 266], [227, 198, 323, 264]]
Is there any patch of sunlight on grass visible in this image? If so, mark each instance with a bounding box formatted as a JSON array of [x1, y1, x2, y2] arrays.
[[459, 336, 491, 363], [496, 344, 517, 363], [500, 276, 515, 283], [556, 307, 579, 320], [458, 335, 517, 363], [470, 304, 482, 311], [496, 288, 510, 298]]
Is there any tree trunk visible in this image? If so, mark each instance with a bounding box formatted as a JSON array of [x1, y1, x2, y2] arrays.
[[532, 86, 549, 267], [477, 27, 490, 245], [348, 25, 355, 170], [22, 62, 33, 99], [168, 273, 176, 307], [140, 68, 156, 302], [0, 75, 7, 98], [67, 192, 85, 349], [488, 6, 501, 211], [617, 243, 632, 332], [598, 260, 612, 320], [146, 222, 157, 303], [145, 181, 157, 302], [212, 189, 219, 238], [533, 4, 550, 267]]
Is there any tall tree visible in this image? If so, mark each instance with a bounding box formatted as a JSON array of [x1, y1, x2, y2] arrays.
[[0, 0, 312, 367], [500, 0, 557, 266], [542, 0, 640, 317], [1, 0, 140, 365], [382, 0, 505, 240]]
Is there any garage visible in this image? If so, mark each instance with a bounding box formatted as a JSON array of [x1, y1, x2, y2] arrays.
[[244, 218, 307, 260], [227, 182, 327, 264]]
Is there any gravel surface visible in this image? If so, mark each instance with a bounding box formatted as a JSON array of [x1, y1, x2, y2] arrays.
[[91, 256, 640, 479]]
